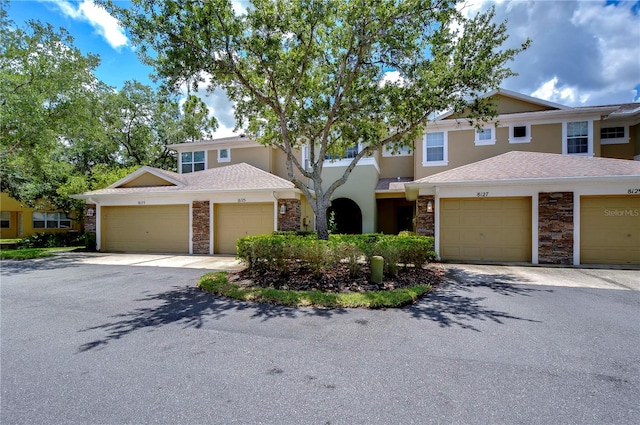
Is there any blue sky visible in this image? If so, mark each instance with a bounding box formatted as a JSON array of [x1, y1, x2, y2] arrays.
[[5, 0, 640, 138]]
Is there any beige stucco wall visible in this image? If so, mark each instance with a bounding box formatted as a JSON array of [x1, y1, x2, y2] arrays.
[[378, 154, 414, 178], [414, 123, 565, 180], [207, 146, 271, 171], [120, 173, 174, 188], [317, 164, 379, 233]]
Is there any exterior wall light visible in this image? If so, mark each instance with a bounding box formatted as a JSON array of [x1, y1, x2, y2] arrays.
[[427, 201, 433, 213], [279, 204, 286, 214], [86, 208, 95, 217]]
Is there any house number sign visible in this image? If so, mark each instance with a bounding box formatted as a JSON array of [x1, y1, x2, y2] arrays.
[[138, 201, 146, 205], [628, 188, 640, 194], [477, 192, 489, 197], [238, 198, 246, 203]]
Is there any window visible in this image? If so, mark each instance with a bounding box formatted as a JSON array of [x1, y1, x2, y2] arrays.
[[509, 124, 531, 144], [600, 126, 628, 144], [181, 151, 206, 173], [382, 143, 412, 157], [301, 145, 310, 170], [474, 126, 495, 146], [325, 144, 359, 161], [217, 148, 230, 162], [32, 212, 71, 229], [423, 131, 448, 166], [566, 121, 589, 154], [1, 212, 10, 228]]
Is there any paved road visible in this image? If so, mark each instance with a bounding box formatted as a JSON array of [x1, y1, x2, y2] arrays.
[[1, 257, 638, 424]]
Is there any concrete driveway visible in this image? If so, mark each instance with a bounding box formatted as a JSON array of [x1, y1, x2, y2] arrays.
[[1, 255, 638, 424]]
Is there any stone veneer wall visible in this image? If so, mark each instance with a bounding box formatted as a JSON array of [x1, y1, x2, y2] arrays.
[[416, 195, 435, 236], [538, 192, 574, 265], [277, 199, 301, 231], [192, 201, 210, 254], [84, 204, 97, 233]]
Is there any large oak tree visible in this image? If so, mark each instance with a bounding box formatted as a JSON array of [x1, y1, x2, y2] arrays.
[[107, 0, 528, 238]]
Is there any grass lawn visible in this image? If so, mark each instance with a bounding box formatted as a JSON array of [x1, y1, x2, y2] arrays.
[[0, 246, 80, 260], [198, 271, 431, 309]]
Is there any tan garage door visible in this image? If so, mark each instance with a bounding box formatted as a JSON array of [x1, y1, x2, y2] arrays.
[[214, 203, 274, 254], [101, 205, 189, 253], [581, 196, 640, 265], [440, 197, 532, 262]]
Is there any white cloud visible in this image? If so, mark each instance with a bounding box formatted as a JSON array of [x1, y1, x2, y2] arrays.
[[457, 0, 640, 106], [43, 0, 129, 50]]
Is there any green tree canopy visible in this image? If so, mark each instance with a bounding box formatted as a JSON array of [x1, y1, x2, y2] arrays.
[[0, 1, 217, 218], [107, 0, 529, 239]]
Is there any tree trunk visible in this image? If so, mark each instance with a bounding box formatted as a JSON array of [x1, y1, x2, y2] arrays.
[[312, 196, 331, 240]]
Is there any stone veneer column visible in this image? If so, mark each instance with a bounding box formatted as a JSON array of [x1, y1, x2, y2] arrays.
[[84, 204, 97, 233], [277, 199, 301, 231], [538, 192, 574, 265], [192, 201, 210, 254], [416, 195, 435, 236]]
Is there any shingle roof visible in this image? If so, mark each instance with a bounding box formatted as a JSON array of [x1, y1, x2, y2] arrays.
[[411, 151, 640, 185], [376, 177, 414, 191], [80, 163, 295, 196]]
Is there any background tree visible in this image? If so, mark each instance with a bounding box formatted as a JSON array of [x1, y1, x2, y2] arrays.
[[1, 1, 217, 218], [107, 0, 529, 239]]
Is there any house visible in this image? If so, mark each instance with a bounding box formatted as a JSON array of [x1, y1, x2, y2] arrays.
[[73, 89, 640, 264], [0, 192, 82, 239]]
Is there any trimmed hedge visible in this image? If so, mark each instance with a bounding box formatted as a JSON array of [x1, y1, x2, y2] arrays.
[[237, 232, 436, 277]]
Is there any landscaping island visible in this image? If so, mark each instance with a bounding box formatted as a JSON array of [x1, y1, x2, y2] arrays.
[[198, 233, 444, 309]]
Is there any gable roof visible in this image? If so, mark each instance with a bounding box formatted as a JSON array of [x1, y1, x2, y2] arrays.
[[436, 88, 569, 120], [407, 151, 640, 189], [74, 163, 295, 198]]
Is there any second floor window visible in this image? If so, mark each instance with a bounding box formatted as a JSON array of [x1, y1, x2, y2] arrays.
[[181, 151, 205, 173], [33, 212, 71, 229], [423, 131, 447, 166], [325, 144, 359, 161], [567, 121, 588, 154]]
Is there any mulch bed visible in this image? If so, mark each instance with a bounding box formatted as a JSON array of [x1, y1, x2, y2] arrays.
[[228, 263, 445, 293]]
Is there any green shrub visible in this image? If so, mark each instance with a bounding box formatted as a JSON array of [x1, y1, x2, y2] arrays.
[[17, 232, 84, 249], [237, 233, 436, 277]]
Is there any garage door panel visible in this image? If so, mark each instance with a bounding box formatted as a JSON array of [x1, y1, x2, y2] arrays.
[[101, 205, 189, 253], [581, 196, 640, 265], [440, 197, 532, 262], [215, 203, 274, 254]]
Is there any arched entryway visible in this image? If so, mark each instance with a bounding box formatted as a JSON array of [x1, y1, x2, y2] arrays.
[[327, 198, 362, 234]]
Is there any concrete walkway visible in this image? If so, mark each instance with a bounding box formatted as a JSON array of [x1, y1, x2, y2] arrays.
[[53, 251, 244, 271]]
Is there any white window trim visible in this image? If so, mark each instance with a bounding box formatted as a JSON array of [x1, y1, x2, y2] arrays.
[[422, 131, 448, 167], [323, 143, 362, 166], [32, 212, 71, 229], [179, 150, 207, 173], [508, 123, 532, 144], [600, 125, 629, 145], [562, 120, 594, 156], [474, 125, 496, 146], [217, 148, 231, 162], [382, 142, 412, 157]]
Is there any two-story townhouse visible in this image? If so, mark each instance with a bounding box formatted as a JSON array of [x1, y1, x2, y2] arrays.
[[73, 89, 639, 265]]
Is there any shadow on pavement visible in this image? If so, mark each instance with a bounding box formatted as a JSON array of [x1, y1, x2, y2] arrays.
[[0, 255, 81, 276], [78, 286, 347, 352], [406, 267, 550, 331]]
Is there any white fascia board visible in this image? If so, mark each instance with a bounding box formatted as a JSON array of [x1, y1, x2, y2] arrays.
[[411, 174, 640, 188], [429, 107, 619, 131], [167, 138, 264, 151]]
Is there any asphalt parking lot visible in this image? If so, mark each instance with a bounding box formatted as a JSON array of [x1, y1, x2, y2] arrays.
[[1, 254, 638, 424]]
